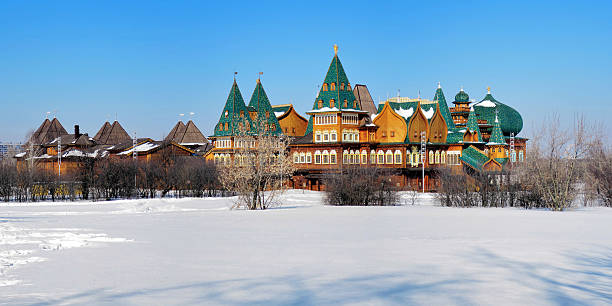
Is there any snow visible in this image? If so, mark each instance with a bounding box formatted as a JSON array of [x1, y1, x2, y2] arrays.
[[13, 152, 26, 158], [476, 100, 496, 107], [422, 107, 435, 119], [307, 107, 339, 113], [395, 107, 414, 119], [1, 191, 611, 305], [118, 142, 159, 155], [274, 111, 286, 117]]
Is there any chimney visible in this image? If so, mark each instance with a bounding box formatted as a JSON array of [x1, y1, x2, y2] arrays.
[[74, 125, 81, 138]]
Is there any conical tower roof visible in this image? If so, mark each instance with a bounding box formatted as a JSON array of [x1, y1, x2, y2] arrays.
[[432, 83, 456, 129], [465, 106, 482, 142], [248, 79, 283, 135], [177, 120, 208, 144], [165, 121, 186, 142], [353, 84, 377, 116], [96, 121, 131, 145], [94, 122, 112, 142], [487, 114, 506, 145], [30, 118, 51, 144], [40, 118, 68, 144], [306, 45, 360, 133], [213, 80, 254, 137]]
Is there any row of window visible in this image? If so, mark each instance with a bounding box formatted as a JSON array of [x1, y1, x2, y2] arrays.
[[341, 113, 358, 125], [314, 114, 337, 125], [292, 149, 467, 166], [316, 99, 359, 109], [215, 139, 232, 148], [321, 82, 351, 92]]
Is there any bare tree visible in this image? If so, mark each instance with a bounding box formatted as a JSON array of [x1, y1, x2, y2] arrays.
[[585, 140, 612, 207], [324, 166, 399, 206], [218, 121, 294, 210]]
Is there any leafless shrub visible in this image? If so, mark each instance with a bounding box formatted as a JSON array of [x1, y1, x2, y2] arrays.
[[324, 166, 399, 206]]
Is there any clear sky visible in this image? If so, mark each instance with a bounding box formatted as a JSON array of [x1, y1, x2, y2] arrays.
[[1, 0, 610, 142]]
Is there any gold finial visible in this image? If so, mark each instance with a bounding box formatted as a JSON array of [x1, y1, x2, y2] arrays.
[[487, 86, 491, 93], [333, 44, 338, 55]]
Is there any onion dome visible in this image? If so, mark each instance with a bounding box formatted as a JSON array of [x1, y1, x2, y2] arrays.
[[473, 87, 523, 135], [454, 88, 470, 103]]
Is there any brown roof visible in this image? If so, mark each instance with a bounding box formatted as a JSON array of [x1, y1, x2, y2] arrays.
[[93, 122, 111, 141], [170, 120, 208, 145], [94, 121, 131, 145], [164, 121, 187, 142], [30, 118, 69, 145], [353, 84, 377, 116]]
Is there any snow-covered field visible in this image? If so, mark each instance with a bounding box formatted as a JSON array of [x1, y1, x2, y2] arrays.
[[1, 190, 611, 305]]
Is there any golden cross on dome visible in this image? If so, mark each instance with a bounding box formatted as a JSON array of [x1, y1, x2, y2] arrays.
[[334, 44, 338, 55], [487, 86, 491, 93]]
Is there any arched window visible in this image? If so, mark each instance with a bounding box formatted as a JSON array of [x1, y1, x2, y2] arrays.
[[318, 100, 323, 108], [353, 100, 358, 108], [408, 151, 413, 165], [394, 150, 402, 164], [347, 83, 351, 91], [343, 150, 349, 164], [343, 99, 348, 108], [322, 83, 328, 91], [441, 151, 446, 164], [330, 130, 337, 142], [385, 150, 393, 164], [361, 150, 367, 164], [315, 131, 322, 143], [435, 151, 440, 164], [306, 152, 312, 163], [340, 83, 345, 90], [330, 150, 337, 164], [350, 150, 355, 164], [240, 110, 244, 117], [429, 150, 434, 164], [331, 83, 336, 91], [322, 150, 329, 164], [293, 152, 299, 164], [323, 131, 330, 142], [314, 150, 322, 164], [224, 122, 229, 130], [371, 150, 376, 164], [266, 111, 270, 119], [330, 99, 335, 108], [511, 151, 516, 162], [300, 152, 306, 163], [377, 150, 385, 164], [413, 152, 420, 166], [224, 110, 228, 118], [354, 131, 359, 142], [519, 150, 524, 162]]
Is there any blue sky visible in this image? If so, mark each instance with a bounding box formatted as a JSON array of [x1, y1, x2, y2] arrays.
[[1, 0, 610, 142]]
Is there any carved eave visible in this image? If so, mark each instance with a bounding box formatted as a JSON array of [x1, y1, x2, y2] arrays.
[[373, 101, 407, 143], [428, 103, 448, 143]]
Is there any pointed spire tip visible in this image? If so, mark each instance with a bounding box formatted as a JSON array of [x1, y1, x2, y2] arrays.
[[333, 44, 338, 55]]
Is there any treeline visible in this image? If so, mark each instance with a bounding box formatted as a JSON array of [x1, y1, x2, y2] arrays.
[[436, 116, 612, 210], [324, 167, 399, 206], [0, 157, 222, 202]]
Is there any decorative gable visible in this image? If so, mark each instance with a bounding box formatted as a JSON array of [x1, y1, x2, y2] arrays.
[[407, 102, 429, 143], [373, 101, 407, 143]]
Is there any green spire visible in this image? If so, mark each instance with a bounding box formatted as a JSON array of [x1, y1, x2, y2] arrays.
[[306, 45, 360, 134], [248, 79, 283, 135], [213, 80, 254, 137], [465, 106, 482, 142], [487, 113, 506, 145], [432, 83, 456, 129]]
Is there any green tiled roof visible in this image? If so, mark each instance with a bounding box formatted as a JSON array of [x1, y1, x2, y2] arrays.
[[305, 53, 360, 134], [487, 114, 506, 145], [465, 107, 483, 142], [473, 91, 523, 136], [432, 85, 456, 129], [459, 146, 490, 171], [454, 89, 469, 103], [213, 80, 254, 137], [446, 128, 464, 144], [248, 80, 283, 135], [494, 157, 509, 167]]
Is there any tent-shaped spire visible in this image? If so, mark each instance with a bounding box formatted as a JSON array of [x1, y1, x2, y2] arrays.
[[96, 121, 131, 145], [176, 120, 208, 144], [465, 106, 482, 142], [35, 118, 68, 144], [306, 45, 360, 134], [213, 80, 254, 137], [94, 122, 112, 142], [432, 84, 456, 129], [248, 79, 283, 135], [29, 118, 51, 144], [487, 114, 506, 146], [165, 121, 187, 142]]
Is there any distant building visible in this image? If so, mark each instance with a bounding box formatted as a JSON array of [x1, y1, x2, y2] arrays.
[[0, 143, 22, 160]]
